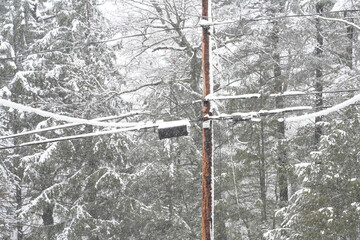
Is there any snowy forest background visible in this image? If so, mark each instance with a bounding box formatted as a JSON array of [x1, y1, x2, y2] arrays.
[[1, 0, 360, 239]]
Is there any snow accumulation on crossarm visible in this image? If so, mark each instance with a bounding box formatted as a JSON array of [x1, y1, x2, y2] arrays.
[[258, 106, 312, 115], [207, 106, 312, 121], [205, 93, 261, 101], [199, 19, 212, 27], [0, 98, 139, 128], [286, 93, 360, 122], [204, 91, 306, 101]]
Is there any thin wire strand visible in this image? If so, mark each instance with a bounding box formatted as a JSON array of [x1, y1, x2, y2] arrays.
[[179, 9, 360, 20], [0, 124, 157, 150], [0, 98, 140, 128], [0, 111, 148, 141], [193, 88, 360, 103], [1, 9, 360, 61]]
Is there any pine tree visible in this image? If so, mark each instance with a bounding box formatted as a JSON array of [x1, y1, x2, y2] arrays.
[[268, 114, 360, 239]]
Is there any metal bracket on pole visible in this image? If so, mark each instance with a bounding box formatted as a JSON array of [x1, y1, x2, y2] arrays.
[[203, 120, 211, 129]]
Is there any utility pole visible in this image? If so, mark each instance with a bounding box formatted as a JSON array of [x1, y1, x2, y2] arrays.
[[201, 0, 213, 239]]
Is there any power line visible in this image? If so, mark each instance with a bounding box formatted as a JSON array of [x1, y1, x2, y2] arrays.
[[236, 9, 360, 23], [0, 98, 140, 128], [286, 92, 360, 122], [1, 8, 359, 149], [175, 9, 360, 21], [0, 111, 148, 141], [0, 86, 358, 143], [0, 105, 313, 150], [0, 124, 157, 150], [0, 98, 358, 150], [1, 9, 360, 62], [193, 88, 360, 103], [0, 119, 193, 150], [208, 106, 312, 122], [190, 9, 360, 26]]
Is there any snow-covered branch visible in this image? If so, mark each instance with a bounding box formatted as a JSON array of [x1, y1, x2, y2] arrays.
[[286, 93, 360, 122], [152, 46, 187, 52], [317, 16, 360, 31], [116, 80, 163, 95]]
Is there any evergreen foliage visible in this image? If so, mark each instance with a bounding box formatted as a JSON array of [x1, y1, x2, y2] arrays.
[[0, 0, 360, 239]]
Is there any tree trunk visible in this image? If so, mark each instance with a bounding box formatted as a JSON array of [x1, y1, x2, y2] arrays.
[[315, 3, 324, 148], [15, 186, 23, 240], [42, 203, 54, 226], [345, 11, 353, 70], [190, 51, 201, 94], [259, 75, 267, 221], [215, 126, 227, 240], [259, 120, 267, 221], [272, 20, 288, 204]]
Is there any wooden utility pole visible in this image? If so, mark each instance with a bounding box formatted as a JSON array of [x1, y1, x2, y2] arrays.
[[201, 0, 213, 239]]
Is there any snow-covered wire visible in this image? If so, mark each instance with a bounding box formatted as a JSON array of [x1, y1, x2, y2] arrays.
[[0, 120, 192, 150], [0, 98, 139, 128], [195, 88, 360, 103], [0, 124, 156, 150], [0, 111, 148, 140], [0, 120, 191, 150], [285, 93, 360, 122], [208, 106, 312, 121], [1, 93, 359, 149]]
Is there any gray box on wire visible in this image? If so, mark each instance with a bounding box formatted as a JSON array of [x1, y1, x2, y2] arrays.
[[158, 120, 190, 140]]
